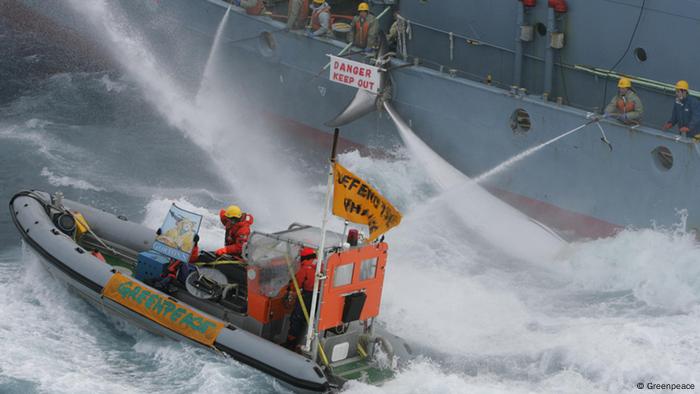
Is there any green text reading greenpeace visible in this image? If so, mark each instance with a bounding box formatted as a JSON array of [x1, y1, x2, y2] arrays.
[[116, 281, 217, 334]]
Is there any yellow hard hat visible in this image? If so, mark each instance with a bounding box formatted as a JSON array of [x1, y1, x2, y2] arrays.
[[224, 205, 242, 219], [617, 77, 632, 88], [358, 2, 369, 11], [676, 80, 689, 90], [313, 0, 323, 3]]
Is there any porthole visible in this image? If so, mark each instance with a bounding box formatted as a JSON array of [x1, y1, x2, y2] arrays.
[[634, 47, 647, 62], [652, 146, 673, 171], [510, 108, 532, 133], [258, 31, 276, 57], [535, 22, 547, 37]]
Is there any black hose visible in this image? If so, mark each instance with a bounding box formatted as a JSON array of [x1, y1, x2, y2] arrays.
[[599, 0, 646, 112]]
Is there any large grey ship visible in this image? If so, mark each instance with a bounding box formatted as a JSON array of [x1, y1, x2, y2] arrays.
[[6, 0, 700, 240]]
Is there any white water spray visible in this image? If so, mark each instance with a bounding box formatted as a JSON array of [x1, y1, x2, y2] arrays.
[[383, 103, 464, 190], [197, 6, 231, 98], [384, 102, 564, 263], [474, 120, 594, 183], [67, 0, 321, 228]]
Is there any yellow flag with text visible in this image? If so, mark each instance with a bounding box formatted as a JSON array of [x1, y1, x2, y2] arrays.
[[332, 162, 402, 241]]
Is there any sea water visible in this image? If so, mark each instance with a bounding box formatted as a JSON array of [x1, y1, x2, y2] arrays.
[[1, 3, 700, 394]]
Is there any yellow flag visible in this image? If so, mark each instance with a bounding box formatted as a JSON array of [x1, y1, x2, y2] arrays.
[[332, 162, 402, 241]]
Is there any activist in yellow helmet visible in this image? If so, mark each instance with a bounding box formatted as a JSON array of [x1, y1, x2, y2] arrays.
[[224, 205, 242, 219], [214, 205, 254, 258], [617, 77, 632, 89], [358, 2, 369, 12]]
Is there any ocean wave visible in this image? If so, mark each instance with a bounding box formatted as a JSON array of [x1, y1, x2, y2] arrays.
[[554, 223, 700, 312], [40, 167, 104, 191], [99, 74, 126, 93], [24, 118, 53, 129]]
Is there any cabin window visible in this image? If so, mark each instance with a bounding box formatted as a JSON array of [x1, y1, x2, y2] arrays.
[[652, 146, 673, 171], [331, 342, 350, 362], [333, 263, 354, 288], [510, 108, 531, 133], [359, 258, 377, 281]]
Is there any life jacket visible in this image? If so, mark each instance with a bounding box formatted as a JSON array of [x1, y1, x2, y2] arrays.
[[163, 259, 181, 280], [245, 0, 265, 15], [354, 16, 370, 48], [189, 244, 199, 263], [311, 4, 330, 31], [615, 95, 635, 113], [221, 213, 254, 256], [288, 0, 309, 30], [296, 258, 317, 292]]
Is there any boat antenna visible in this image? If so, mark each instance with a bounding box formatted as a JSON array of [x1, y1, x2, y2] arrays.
[[303, 128, 340, 359]]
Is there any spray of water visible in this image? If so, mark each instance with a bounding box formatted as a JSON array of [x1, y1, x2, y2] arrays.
[[384, 102, 564, 263], [474, 120, 594, 183], [197, 5, 231, 98], [67, 0, 322, 229]]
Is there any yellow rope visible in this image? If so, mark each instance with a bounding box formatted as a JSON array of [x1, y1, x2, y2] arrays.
[[284, 255, 331, 369], [194, 260, 245, 267]]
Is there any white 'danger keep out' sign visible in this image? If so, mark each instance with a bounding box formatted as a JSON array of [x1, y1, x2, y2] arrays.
[[329, 55, 380, 94]]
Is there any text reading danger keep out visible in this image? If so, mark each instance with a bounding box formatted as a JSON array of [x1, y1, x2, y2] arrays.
[[329, 56, 379, 94]]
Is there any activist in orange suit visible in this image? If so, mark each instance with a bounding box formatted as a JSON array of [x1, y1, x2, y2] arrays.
[[285, 247, 318, 350], [215, 205, 254, 259]]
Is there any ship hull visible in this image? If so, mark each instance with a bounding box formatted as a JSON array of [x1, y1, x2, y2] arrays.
[[11, 0, 700, 239]]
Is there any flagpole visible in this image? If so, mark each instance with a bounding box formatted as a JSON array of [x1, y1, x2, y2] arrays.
[[303, 128, 340, 359]]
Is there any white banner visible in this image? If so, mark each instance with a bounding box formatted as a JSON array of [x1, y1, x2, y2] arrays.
[[329, 55, 380, 94]]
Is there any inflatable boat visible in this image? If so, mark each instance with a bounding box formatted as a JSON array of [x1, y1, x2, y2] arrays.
[[9, 190, 410, 392]]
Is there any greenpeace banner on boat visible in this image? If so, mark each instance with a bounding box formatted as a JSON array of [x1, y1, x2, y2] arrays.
[[102, 272, 225, 346], [328, 55, 380, 94], [153, 204, 202, 262], [332, 162, 402, 241]]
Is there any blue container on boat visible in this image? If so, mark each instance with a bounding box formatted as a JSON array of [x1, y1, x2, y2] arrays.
[[135, 250, 171, 283]]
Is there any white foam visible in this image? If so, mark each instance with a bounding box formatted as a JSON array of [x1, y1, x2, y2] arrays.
[[25, 118, 53, 129], [99, 74, 126, 93], [554, 224, 700, 312], [41, 167, 105, 191]]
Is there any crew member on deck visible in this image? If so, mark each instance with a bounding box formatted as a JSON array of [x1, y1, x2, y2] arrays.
[[386, 9, 403, 52], [604, 77, 643, 125], [662, 80, 700, 138], [287, 0, 310, 30], [155, 231, 200, 292], [215, 205, 254, 259], [233, 0, 266, 15], [349, 2, 378, 51], [285, 247, 317, 351], [307, 0, 331, 38]]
